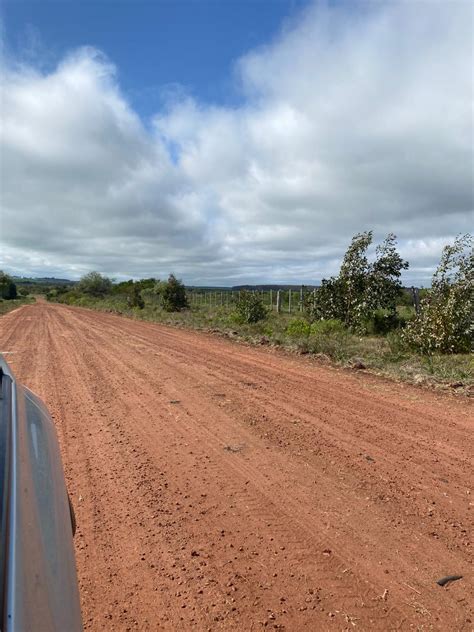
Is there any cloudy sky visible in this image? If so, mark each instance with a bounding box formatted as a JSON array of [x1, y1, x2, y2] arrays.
[[0, 0, 472, 285]]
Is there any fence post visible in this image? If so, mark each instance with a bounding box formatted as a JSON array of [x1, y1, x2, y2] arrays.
[[270, 289, 273, 310], [411, 286, 420, 315], [288, 289, 292, 313], [300, 286, 304, 312], [276, 290, 281, 313]]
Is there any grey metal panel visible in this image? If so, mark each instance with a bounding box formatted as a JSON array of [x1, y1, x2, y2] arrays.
[[1, 358, 82, 631]]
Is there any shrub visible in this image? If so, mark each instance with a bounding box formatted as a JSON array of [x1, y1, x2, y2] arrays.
[[364, 310, 407, 335], [286, 319, 311, 337], [127, 284, 145, 309], [233, 290, 267, 324], [77, 272, 112, 297], [310, 319, 346, 336], [0, 271, 17, 300], [402, 235, 473, 354], [156, 274, 189, 312]]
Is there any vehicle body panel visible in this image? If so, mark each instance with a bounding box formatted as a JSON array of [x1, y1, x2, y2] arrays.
[[0, 356, 82, 632]]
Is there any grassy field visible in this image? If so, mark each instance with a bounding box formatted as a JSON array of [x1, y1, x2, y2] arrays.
[[0, 297, 34, 316], [51, 293, 473, 392]]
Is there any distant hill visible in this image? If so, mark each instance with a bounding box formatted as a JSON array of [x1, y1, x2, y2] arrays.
[[186, 284, 320, 291], [13, 276, 75, 286], [231, 284, 319, 291]]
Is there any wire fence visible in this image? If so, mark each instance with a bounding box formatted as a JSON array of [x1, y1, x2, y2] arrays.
[[187, 286, 421, 314], [187, 288, 315, 313]]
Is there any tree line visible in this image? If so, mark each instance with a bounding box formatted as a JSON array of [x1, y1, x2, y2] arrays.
[[6, 231, 472, 355]]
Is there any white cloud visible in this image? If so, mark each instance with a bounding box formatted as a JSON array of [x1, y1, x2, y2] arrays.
[[0, 1, 472, 284]]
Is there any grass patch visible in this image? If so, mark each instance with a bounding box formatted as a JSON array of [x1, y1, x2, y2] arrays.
[[0, 297, 34, 316]]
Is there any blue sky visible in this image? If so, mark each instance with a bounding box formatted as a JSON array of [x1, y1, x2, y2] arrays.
[[0, 1, 472, 284], [3, 0, 310, 118]]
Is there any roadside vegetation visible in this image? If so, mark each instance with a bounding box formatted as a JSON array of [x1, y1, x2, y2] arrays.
[[45, 233, 473, 391], [0, 271, 34, 315]]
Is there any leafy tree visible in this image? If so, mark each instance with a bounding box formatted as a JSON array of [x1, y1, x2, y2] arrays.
[[18, 287, 30, 297], [402, 235, 473, 353], [127, 284, 145, 309], [77, 272, 112, 297], [367, 234, 409, 315], [306, 232, 408, 332], [112, 278, 156, 296], [234, 290, 267, 324], [136, 278, 156, 291], [0, 271, 17, 299], [339, 231, 373, 328], [156, 274, 188, 312], [112, 279, 135, 295]]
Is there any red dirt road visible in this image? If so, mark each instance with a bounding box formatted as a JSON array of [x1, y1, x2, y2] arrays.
[[0, 301, 472, 631]]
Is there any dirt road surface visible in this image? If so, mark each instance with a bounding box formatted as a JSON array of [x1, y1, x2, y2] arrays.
[[0, 301, 472, 631]]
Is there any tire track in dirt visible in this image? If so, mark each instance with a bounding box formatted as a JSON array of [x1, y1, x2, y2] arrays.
[[1, 301, 472, 631], [64, 306, 472, 568], [58, 307, 398, 628], [34, 304, 474, 628]]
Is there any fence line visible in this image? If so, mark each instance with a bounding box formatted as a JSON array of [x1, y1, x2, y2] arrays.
[[187, 288, 308, 313], [187, 287, 421, 314]]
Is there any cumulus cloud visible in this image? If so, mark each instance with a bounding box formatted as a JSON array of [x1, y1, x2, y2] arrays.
[[0, 1, 472, 284]]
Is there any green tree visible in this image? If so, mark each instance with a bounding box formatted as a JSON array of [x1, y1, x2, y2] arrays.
[[367, 233, 409, 315], [136, 278, 156, 291], [112, 279, 135, 295], [77, 271, 112, 297], [306, 232, 408, 332], [157, 274, 189, 312], [0, 271, 17, 299], [339, 231, 373, 328], [127, 283, 145, 309], [234, 290, 267, 324], [402, 235, 473, 353]]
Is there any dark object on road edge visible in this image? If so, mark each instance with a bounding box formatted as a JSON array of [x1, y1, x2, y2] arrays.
[[436, 575, 463, 587]]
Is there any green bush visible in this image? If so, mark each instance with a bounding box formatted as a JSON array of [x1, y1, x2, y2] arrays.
[[286, 319, 310, 337], [155, 274, 189, 312], [0, 271, 17, 300], [305, 319, 349, 360], [233, 290, 267, 324], [402, 235, 473, 354], [363, 310, 408, 335], [310, 319, 346, 336], [127, 284, 145, 309], [77, 272, 112, 297]]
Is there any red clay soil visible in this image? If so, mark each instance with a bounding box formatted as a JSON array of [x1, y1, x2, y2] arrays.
[[0, 301, 472, 631]]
